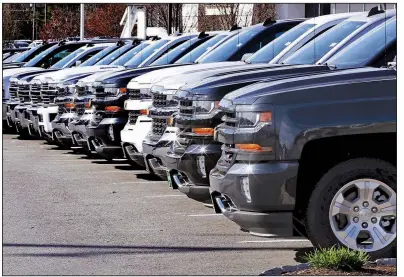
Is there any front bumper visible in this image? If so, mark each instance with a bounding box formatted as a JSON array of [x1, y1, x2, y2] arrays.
[[142, 127, 178, 179], [51, 112, 76, 146], [209, 161, 299, 236], [166, 142, 221, 203], [120, 115, 152, 167], [86, 116, 126, 160], [27, 105, 41, 135], [6, 101, 20, 126], [38, 105, 59, 138], [14, 104, 30, 131], [69, 112, 95, 152]]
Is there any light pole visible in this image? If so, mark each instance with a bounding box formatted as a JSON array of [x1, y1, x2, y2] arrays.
[[80, 4, 85, 40], [31, 3, 36, 40]]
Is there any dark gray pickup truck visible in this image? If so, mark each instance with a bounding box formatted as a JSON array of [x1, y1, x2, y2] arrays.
[[210, 65, 397, 259]]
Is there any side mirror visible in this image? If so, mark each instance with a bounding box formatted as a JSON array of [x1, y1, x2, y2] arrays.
[[241, 53, 253, 62], [75, 60, 82, 67]]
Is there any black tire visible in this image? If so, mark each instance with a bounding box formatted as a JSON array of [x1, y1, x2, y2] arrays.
[[305, 158, 396, 259]]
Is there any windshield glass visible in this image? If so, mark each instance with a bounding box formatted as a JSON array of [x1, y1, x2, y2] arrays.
[[325, 17, 396, 69], [4, 52, 23, 63], [23, 44, 59, 67], [175, 34, 227, 64], [197, 25, 266, 63], [96, 44, 133, 65], [110, 43, 150, 65], [79, 45, 118, 67], [247, 23, 315, 64], [12, 46, 38, 62], [283, 21, 366, 65], [124, 39, 170, 67], [152, 37, 212, 66], [50, 47, 86, 69]]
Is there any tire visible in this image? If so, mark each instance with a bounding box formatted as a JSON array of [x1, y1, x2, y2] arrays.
[[305, 158, 396, 259]]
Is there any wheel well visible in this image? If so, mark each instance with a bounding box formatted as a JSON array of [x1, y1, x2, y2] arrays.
[[294, 133, 396, 221]]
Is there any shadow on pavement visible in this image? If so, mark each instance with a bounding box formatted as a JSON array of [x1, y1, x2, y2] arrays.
[[4, 242, 307, 258], [135, 173, 162, 181]]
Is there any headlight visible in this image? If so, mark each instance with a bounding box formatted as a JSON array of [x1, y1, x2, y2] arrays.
[[139, 88, 152, 99], [57, 84, 76, 95], [31, 79, 42, 85], [104, 87, 127, 96], [10, 77, 19, 83], [194, 100, 218, 114], [236, 111, 272, 127]]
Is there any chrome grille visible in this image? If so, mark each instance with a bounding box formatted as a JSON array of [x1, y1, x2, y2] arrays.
[[179, 99, 194, 116], [17, 84, 30, 103], [94, 87, 106, 99], [30, 84, 41, 104], [128, 89, 141, 100], [128, 111, 140, 124], [151, 118, 167, 135], [223, 111, 236, 127], [41, 83, 58, 105], [152, 94, 167, 107], [9, 81, 18, 100]]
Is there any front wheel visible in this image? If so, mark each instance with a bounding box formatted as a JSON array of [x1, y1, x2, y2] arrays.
[[305, 158, 396, 259]]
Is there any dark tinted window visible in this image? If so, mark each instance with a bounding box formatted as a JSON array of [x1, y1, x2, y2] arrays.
[[110, 43, 150, 65], [24, 44, 84, 68], [247, 23, 315, 64], [23, 44, 59, 67], [152, 36, 212, 66], [326, 17, 396, 69], [96, 44, 134, 65], [176, 33, 228, 64], [124, 39, 170, 67], [284, 21, 366, 65], [51, 47, 86, 69], [79, 45, 118, 67], [197, 25, 266, 63]]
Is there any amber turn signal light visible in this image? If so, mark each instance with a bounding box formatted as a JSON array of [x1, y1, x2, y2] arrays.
[[119, 88, 127, 94], [236, 144, 272, 152], [259, 112, 272, 122], [140, 109, 149, 115], [65, 103, 75, 109], [192, 128, 214, 135], [105, 106, 121, 112]]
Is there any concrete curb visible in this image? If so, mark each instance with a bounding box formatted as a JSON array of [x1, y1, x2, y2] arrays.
[[260, 258, 397, 276]]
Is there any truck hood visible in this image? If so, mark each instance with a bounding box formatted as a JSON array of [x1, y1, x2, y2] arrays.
[[177, 64, 330, 100], [133, 61, 246, 86], [32, 65, 125, 83], [223, 67, 397, 106], [154, 62, 285, 91]]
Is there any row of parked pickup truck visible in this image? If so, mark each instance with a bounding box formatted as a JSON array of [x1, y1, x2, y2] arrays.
[[3, 7, 397, 259]]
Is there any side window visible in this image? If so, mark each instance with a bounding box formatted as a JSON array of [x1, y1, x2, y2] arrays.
[[304, 26, 334, 45], [160, 40, 187, 56], [232, 23, 298, 61], [76, 50, 99, 64], [46, 46, 78, 67], [370, 43, 397, 68]]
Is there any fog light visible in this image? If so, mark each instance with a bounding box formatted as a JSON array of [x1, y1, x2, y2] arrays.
[[240, 177, 251, 202], [108, 125, 115, 141], [197, 155, 207, 178]]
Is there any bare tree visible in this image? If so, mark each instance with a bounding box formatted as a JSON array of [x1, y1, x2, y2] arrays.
[[252, 4, 277, 24]]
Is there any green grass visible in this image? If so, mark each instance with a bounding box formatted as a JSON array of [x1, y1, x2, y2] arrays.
[[305, 246, 370, 271]]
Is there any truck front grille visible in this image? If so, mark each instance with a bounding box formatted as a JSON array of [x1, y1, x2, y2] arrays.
[[94, 87, 106, 99], [179, 99, 194, 116], [9, 81, 18, 100], [152, 94, 167, 107], [223, 111, 236, 127], [17, 84, 30, 103], [128, 111, 139, 125], [30, 84, 41, 104], [151, 118, 168, 135], [41, 83, 58, 105], [128, 89, 141, 100]]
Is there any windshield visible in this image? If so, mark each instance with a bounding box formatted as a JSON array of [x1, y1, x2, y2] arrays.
[[325, 17, 396, 69], [4, 52, 23, 63], [152, 37, 212, 66], [50, 47, 86, 69], [283, 21, 367, 65], [96, 44, 133, 65], [79, 45, 118, 67], [23, 44, 59, 67], [197, 25, 267, 63], [12, 46, 38, 62], [247, 23, 315, 64], [124, 39, 170, 67], [175, 34, 227, 64], [110, 43, 150, 65]]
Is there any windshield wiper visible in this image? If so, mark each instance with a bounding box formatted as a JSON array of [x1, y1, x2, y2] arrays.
[[324, 62, 337, 70]]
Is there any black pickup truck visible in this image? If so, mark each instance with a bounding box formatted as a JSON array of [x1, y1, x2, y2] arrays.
[[210, 65, 396, 259], [165, 15, 397, 204]]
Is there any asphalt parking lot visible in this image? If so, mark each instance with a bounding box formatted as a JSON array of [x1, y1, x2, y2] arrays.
[[3, 134, 313, 275]]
